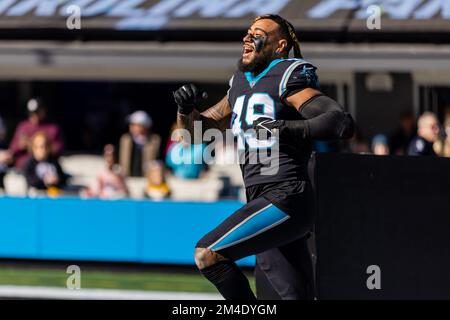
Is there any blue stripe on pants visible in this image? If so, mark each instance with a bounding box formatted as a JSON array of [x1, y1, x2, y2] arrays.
[[210, 204, 289, 252]]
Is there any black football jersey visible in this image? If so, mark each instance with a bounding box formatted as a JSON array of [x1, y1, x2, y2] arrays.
[[227, 58, 320, 187]]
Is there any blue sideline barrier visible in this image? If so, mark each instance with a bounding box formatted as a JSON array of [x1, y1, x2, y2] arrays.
[[0, 197, 255, 266]]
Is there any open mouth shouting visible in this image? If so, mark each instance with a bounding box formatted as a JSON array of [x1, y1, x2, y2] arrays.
[[242, 44, 255, 61]]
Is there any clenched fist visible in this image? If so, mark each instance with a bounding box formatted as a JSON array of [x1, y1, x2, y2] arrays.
[[173, 84, 204, 115]]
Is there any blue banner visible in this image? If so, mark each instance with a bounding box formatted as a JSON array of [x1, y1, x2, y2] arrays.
[[0, 197, 255, 266]]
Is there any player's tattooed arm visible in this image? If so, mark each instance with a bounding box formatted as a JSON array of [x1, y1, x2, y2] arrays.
[[200, 95, 232, 132], [176, 95, 232, 144], [174, 81, 232, 142]]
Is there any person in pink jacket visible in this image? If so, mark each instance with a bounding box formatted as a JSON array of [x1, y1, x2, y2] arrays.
[[9, 98, 64, 170]]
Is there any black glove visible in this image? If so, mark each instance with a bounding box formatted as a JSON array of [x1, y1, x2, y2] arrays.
[[253, 117, 307, 141], [253, 95, 355, 142], [173, 84, 202, 115], [253, 117, 285, 140]]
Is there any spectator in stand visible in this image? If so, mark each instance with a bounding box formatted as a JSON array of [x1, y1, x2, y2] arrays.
[[371, 134, 390, 156], [389, 111, 416, 155], [119, 110, 161, 177], [145, 160, 170, 200], [23, 132, 67, 195], [408, 112, 440, 156], [0, 116, 12, 192], [81, 144, 129, 199], [10, 98, 64, 170], [165, 128, 206, 179], [434, 117, 450, 158]]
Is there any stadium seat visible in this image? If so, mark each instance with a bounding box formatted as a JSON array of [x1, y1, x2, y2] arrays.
[[4, 171, 27, 196], [167, 175, 224, 201]]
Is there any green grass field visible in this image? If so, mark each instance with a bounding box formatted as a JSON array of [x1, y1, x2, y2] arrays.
[[0, 266, 255, 293]]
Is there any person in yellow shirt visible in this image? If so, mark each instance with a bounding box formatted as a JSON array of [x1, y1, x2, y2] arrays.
[[145, 160, 170, 200]]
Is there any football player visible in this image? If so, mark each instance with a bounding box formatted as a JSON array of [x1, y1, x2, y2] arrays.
[[173, 14, 354, 300]]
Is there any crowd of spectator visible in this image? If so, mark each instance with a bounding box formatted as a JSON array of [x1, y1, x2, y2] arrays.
[[0, 97, 210, 200], [342, 109, 450, 158], [0, 98, 65, 193], [0, 97, 449, 200], [372, 110, 450, 157]]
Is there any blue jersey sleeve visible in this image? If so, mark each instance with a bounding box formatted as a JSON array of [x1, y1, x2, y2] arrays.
[[280, 63, 320, 101]]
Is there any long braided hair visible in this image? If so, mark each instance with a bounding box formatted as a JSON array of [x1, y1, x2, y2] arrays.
[[253, 14, 303, 59]]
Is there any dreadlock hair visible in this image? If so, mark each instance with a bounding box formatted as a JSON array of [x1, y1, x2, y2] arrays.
[[253, 14, 303, 59]]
